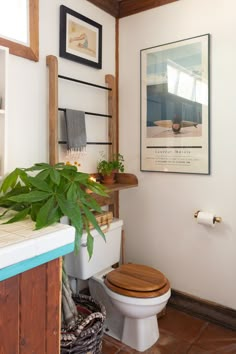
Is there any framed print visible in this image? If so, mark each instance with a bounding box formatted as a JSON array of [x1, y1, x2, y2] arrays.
[[59, 5, 102, 69], [140, 34, 210, 174]]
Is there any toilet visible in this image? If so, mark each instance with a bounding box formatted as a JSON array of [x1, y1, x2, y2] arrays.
[[64, 219, 171, 352]]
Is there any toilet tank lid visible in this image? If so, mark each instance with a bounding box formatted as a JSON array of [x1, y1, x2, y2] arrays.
[[80, 218, 123, 242]]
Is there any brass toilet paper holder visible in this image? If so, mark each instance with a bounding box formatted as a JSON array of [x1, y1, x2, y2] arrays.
[[194, 210, 222, 224]]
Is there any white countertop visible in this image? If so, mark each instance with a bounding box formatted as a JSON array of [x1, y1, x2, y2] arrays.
[[0, 208, 75, 270]]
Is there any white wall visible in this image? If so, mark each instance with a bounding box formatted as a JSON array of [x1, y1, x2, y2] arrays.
[[6, 0, 115, 173], [119, 0, 236, 309]]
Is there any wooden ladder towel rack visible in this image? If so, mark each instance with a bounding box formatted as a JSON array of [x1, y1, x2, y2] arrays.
[[46, 54, 123, 216], [46, 55, 118, 163], [46, 55, 137, 218]]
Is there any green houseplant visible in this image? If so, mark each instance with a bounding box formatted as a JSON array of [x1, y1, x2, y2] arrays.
[[97, 153, 124, 184], [0, 162, 107, 257]]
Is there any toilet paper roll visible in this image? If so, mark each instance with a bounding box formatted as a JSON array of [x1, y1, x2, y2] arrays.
[[196, 211, 215, 227]]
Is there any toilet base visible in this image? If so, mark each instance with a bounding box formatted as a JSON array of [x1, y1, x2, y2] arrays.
[[88, 277, 124, 340], [122, 315, 159, 352], [89, 277, 162, 352]]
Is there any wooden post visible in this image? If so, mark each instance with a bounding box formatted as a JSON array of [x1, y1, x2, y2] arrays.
[[46, 55, 58, 165], [106, 74, 119, 217], [105, 74, 117, 158], [121, 229, 125, 264]]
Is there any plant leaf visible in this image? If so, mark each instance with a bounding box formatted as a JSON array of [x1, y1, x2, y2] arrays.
[[9, 191, 51, 203], [17, 169, 30, 186], [57, 164, 77, 172], [73, 173, 90, 182], [2, 207, 31, 224], [73, 229, 82, 254], [80, 195, 103, 213], [36, 169, 50, 180], [0, 205, 27, 218], [24, 163, 50, 171], [0, 185, 30, 201], [87, 232, 94, 260], [0, 208, 12, 218], [50, 168, 61, 185], [57, 196, 83, 236], [54, 162, 66, 168], [86, 183, 107, 196], [31, 203, 43, 221], [0, 168, 20, 193], [35, 197, 60, 229], [82, 205, 106, 242], [59, 169, 76, 181], [67, 183, 78, 202], [27, 176, 53, 192]]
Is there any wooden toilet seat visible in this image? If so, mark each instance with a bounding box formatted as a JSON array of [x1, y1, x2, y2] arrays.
[[104, 264, 170, 298]]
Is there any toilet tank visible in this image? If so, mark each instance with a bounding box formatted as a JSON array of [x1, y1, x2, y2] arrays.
[[64, 218, 123, 280]]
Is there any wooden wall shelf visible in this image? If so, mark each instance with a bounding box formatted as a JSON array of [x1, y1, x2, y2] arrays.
[[103, 173, 138, 191], [90, 173, 138, 206]]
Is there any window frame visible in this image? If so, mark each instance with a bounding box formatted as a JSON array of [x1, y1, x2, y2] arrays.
[[0, 0, 39, 61]]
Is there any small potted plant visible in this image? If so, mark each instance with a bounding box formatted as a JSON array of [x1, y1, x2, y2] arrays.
[[97, 153, 124, 185]]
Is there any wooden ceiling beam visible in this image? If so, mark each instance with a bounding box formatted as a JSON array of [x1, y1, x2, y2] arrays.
[[119, 0, 179, 18], [87, 0, 178, 18], [87, 0, 119, 17]]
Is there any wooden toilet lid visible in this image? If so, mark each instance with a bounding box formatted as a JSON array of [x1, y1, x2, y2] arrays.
[[105, 264, 170, 298]]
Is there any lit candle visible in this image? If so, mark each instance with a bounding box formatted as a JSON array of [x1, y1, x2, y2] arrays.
[[86, 176, 97, 193]]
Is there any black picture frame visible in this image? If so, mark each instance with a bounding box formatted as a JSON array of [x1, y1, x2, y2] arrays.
[[59, 5, 102, 69]]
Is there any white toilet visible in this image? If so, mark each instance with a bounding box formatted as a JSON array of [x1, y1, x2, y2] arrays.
[[64, 219, 171, 352]]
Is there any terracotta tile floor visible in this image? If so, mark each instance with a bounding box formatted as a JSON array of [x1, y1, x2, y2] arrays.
[[102, 305, 236, 353]]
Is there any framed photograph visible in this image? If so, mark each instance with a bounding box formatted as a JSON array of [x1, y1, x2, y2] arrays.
[[140, 34, 210, 174], [59, 5, 102, 69]]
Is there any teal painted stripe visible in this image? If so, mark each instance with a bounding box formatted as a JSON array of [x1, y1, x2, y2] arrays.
[[0, 243, 75, 281]]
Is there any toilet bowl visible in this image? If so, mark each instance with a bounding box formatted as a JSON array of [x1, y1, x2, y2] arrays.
[[64, 219, 171, 352], [92, 263, 170, 352]]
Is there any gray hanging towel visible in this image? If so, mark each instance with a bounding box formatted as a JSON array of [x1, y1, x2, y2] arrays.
[[65, 109, 87, 151]]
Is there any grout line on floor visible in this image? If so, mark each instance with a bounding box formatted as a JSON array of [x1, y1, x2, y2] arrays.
[[186, 321, 209, 353]]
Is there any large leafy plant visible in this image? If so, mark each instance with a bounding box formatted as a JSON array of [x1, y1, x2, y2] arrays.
[[0, 162, 108, 258]]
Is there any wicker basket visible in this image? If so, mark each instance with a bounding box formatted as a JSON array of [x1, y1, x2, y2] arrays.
[[88, 211, 113, 230], [61, 294, 106, 354]]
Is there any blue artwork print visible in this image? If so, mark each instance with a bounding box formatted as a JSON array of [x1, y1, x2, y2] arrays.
[[146, 42, 207, 138]]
